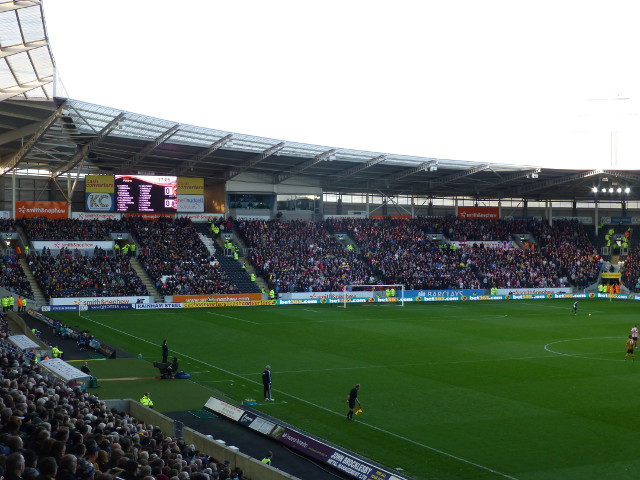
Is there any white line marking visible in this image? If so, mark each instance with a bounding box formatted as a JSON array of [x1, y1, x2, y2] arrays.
[[543, 336, 625, 361], [206, 311, 259, 324], [79, 314, 520, 480], [197, 379, 238, 384], [302, 308, 320, 313]]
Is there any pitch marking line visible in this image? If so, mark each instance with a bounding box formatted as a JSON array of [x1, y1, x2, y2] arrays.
[[206, 311, 259, 324], [544, 337, 625, 361], [99, 376, 156, 381], [79, 314, 520, 480]]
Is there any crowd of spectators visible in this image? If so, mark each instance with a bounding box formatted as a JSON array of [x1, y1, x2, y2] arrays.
[[528, 219, 601, 289], [8, 216, 607, 297], [19, 219, 127, 241], [621, 246, 640, 292], [128, 217, 239, 296], [0, 337, 247, 480], [0, 219, 17, 233], [1, 254, 34, 300], [235, 219, 376, 293], [237, 217, 602, 292], [26, 249, 147, 300]]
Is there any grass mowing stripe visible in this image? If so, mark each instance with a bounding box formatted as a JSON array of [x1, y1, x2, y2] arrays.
[[80, 313, 522, 480]]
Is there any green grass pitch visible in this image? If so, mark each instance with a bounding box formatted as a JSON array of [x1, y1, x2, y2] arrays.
[[53, 298, 640, 480]]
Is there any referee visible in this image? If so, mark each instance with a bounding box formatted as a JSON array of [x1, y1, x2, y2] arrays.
[[346, 384, 361, 420]]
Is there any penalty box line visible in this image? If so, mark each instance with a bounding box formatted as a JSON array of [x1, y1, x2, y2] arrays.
[[80, 315, 521, 480]]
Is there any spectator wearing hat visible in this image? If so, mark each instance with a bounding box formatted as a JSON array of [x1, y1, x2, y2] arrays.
[[75, 459, 95, 480]]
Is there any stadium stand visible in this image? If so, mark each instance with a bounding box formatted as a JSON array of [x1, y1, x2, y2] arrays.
[[128, 217, 240, 296], [621, 246, 640, 292], [26, 249, 148, 300], [236, 219, 377, 294], [0, 338, 253, 480], [0, 253, 34, 300]]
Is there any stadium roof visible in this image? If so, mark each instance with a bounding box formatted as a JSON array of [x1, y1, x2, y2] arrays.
[[1, 1, 640, 203]]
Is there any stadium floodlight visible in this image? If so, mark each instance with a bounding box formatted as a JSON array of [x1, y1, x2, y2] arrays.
[[625, 187, 631, 193], [617, 187, 622, 193], [592, 187, 598, 193], [609, 187, 614, 193], [601, 188, 607, 193], [340, 284, 405, 308]]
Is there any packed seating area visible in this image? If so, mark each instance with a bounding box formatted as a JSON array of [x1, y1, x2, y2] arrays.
[[0, 337, 247, 480], [26, 248, 147, 300], [0, 215, 623, 298], [128, 217, 239, 296], [19, 218, 127, 241], [235, 219, 376, 293], [621, 247, 640, 292], [0, 254, 33, 300], [528, 219, 601, 289], [283, 217, 601, 291]]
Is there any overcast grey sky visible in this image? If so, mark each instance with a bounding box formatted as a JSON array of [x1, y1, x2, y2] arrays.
[[43, 0, 640, 169]]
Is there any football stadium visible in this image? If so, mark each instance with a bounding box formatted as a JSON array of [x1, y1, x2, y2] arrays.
[[2, 2, 640, 480]]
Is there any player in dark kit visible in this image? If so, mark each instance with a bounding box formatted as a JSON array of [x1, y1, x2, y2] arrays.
[[347, 384, 361, 420]]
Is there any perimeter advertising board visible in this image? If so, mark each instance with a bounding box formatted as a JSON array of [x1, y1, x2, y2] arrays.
[[453, 240, 514, 249], [86, 192, 114, 212], [49, 296, 152, 306], [177, 213, 223, 222], [173, 293, 262, 303], [203, 395, 405, 480], [31, 241, 113, 251], [16, 201, 68, 219], [85, 175, 115, 193], [497, 288, 571, 295], [177, 195, 204, 212], [457, 206, 499, 219], [71, 212, 122, 221], [177, 177, 204, 195]]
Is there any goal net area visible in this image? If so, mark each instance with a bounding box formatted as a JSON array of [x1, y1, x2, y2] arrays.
[[340, 284, 405, 307]]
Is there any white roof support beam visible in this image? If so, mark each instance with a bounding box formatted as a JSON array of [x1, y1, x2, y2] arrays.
[[0, 101, 66, 176], [386, 160, 438, 184], [601, 170, 640, 183], [0, 121, 42, 147], [124, 124, 180, 172], [0, 75, 53, 101], [334, 154, 386, 182], [226, 141, 286, 180], [177, 134, 233, 175], [429, 163, 489, 186], [508, 169, 602, 197], [275, 148, 337, 184], [52, 112, 125, 176], [0, 40, 47, 59]]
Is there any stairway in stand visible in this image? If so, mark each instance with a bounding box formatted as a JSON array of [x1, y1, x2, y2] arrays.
[[18, 257, 47, 307], [129, 257, 163, 303]]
